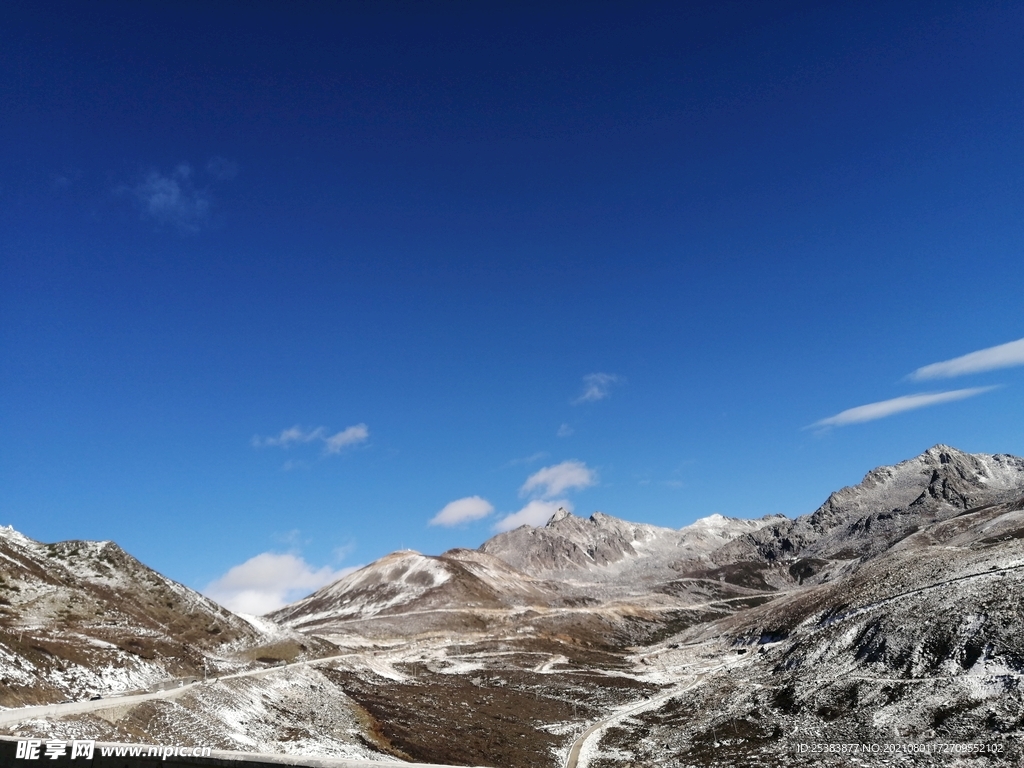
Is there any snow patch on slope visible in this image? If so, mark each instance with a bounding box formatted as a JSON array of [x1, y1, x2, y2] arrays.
[[274, 551, 454, 626]]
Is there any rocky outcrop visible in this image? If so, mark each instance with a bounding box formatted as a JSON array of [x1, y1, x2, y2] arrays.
[[715, 445, 1024, 564]]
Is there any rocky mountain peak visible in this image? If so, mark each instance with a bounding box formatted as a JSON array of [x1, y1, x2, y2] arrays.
[[908, 443, 1022, 483], [684, 513, 763, 534], [726, 445, 1024, 563], [690, 512, 728, 526], [482, 509, 654, 575], [0, 523, 34, 547], [923, 442, 961, 457], [547, 507, 572, 524]]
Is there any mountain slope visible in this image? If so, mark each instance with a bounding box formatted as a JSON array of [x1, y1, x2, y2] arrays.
[[480, 508, 778, 579], [5, 444, 1024, 767], [270, 548, 585, 639], [275, 446, 1024, 645], [591, 492, 1024, 767], [715, 444, 1024, 565], [267, 444, 1024, 766], [271, 510, 788, 645], [0, 528, 321, 706]]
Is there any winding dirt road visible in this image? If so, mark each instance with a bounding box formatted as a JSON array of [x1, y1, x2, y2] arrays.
[[562, 665, 723, 768], [0, 650, 365, 728]]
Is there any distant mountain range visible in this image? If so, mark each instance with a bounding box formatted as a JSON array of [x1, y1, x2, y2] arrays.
[[2, 444, 1023, 766]]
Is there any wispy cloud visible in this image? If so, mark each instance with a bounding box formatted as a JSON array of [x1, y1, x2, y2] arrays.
[[556, 423, 574, 438], [252, 423, 369, 455], [573, 373, 621, 404], [909, 338, 1024, 380], [810, 387, 998, 429], [125, 158, 237, 232], [520, 459, 596, 498], [323, 424, 370, 454], [429, 496, 494, 527], [132, 164, 210, 232], [252, 425, 325, 448], [204, 552, 356, 615], [494, 500, 571, 532]]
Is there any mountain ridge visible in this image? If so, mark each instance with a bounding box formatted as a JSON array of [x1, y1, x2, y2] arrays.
[[4, 444, 1024, 766], [0, 527, 331, 707], [713, 444, 1024, 565], [274, 444, 1024, 630]]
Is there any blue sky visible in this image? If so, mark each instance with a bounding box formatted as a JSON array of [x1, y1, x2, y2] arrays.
[[2, 1, 1023, 613]]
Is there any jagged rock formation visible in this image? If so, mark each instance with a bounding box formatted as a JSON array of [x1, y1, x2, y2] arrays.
[[480, 509, 776, 577], [715, 444, 1024, 563], [481, 510, 678, 572]]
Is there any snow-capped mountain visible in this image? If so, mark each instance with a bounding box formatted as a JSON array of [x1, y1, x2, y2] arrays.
[[0, 527, 322, 706], [271, 547, 561, 635], [258, 445, 1024, 765], [479, 508, 778, 578], [270, 509, 787, 643], [4, 444, 1024, 767], [605, 488, 1024, 766], [715, 444, 1024, 564], [274, 445, 1024, 646]]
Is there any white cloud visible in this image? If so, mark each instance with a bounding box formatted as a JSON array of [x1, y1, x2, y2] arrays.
[[520, 459, 596, 498], [573, 373, 621, 404], [494, 500, 572, 532], [252, 423, 369, 455], [204, 552, 356, 615], [132, 164, 210, 232], [252, 425, 325, 448], [490, 459, 595, 531], [810, 387, 998, 429], [909, 338, 1024, 380], [556, 423, 574, 438], [323, 424, 370, 454], [429, 496, 495, 527]]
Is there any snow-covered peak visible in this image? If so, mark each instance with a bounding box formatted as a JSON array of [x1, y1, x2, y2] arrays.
[[547, 507, 572, 524], [681, 513, 775, 540], [964, 451, 1024, 489], [684, 513, 729, 531], [731, 445, 1024, 563], [345, 551, 450, 590], [272, 550, 457, 626], [897, 444, 1023, 485], [819, 444, 1021, 513], [0, 524, 35, 547]]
